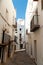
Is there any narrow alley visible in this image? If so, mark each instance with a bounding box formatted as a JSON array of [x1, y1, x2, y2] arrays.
[[3, 51, 36, 65], [0, 0, 43, 65]]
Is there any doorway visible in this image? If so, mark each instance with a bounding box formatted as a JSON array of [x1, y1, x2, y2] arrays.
[[0, 47, 1, 62], [20, 44, 23, 49], [19, 34, 22, 44], [34, 40, 37, 63]]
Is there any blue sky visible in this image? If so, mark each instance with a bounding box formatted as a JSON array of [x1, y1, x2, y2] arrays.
[[12, 0, 28, 20]]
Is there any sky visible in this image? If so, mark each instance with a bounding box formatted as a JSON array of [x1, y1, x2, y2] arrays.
[[12, 0, 28, 20]]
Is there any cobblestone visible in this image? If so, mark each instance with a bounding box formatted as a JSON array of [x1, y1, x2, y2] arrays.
[[3, 51, 36, 65]]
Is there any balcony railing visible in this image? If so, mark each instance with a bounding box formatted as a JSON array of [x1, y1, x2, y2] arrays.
[[12, 22, 17, 28], [30, 15, 40, 32]]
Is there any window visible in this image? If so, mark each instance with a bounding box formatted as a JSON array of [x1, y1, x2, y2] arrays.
[[13, 16, 14, 23], [19, 34, 22, 43], [41, 0, 43, 9], [6, 9, 8, 13], [15, 28, 17, 31], [20, 28, 21, 31], [6, 9, 8, 20]]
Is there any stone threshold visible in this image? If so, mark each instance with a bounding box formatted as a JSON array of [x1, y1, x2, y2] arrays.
[[15, 49, 26, 52]]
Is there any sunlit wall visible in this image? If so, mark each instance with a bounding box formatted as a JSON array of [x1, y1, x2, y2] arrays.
[[25, 0, 38, 33]]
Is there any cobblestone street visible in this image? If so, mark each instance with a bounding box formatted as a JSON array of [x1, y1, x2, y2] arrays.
[[3, 51, 36, 65]]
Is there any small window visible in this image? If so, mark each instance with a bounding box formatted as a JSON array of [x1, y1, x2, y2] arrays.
[[13, 16, 14, 22], [20, 28, 21, 31], [15, 28, 17, 31], [41, 0, 43, 9], [19, 34, 22, 43], [6, 9, 8, 20], [6, 9, 8, 13]]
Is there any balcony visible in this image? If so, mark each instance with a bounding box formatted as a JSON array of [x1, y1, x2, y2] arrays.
[[12, 22, 17, 28], [30, 15, 40, 32], [12, 24, 17, 28], [30, 24, 40, 32]]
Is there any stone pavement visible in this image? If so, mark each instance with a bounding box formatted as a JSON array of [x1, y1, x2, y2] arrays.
[[3, 51, 36, 65]]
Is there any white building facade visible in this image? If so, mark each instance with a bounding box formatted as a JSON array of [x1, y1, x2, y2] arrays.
[[26, 0, 43, 65], [0, 0, 16, 63], [16, 19, 25, 50]]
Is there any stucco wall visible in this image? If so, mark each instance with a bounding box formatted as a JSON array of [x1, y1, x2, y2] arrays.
[[0, 0, 16, 43], [26, 0, 43, 65], [31, 0, 43, 65]]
